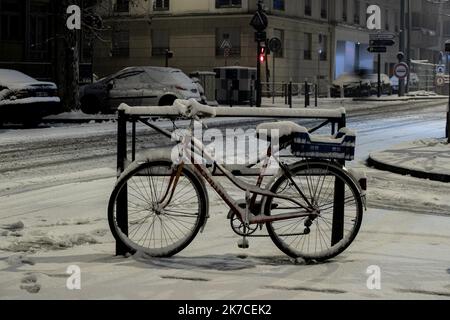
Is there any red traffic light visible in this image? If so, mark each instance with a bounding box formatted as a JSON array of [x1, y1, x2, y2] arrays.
[[259, 47, 266, 63]]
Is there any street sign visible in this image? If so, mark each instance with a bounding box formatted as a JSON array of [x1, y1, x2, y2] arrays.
[[224, 47, 231, 58], [250, 11, 268, 32], [370, 33, 396, 40], [220, 39, 232, 50], [370, 39, 395, 47], [268, 37, 282, 53], [394, 62, 409, 79], [367, 46, 387, 53], [436, 65, 445, 74], [436, 76, 446, 87]]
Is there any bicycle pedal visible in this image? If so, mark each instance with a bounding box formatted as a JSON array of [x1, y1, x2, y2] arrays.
[[237, 238, 250, 249]]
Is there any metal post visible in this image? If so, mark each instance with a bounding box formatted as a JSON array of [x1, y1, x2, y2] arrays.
[[284, 83, 288, 105], [288, 81, 293, 109], [305, 81, 310, 108], [315, 83, 318, 107], [406, 0, 412, 93], [256, 42, 262, 108], [272, 55, 276, 105], [377, 53, 382, 98], [447, 73, 450, 142], [131, 119, 136, 161], [116, 109, 129, 256], [228, 80, 233, 108], [331, 113, 346, 246], [399, 0, 406, 96]]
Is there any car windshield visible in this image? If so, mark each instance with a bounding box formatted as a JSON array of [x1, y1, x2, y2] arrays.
[[0, 69, 36, 84]]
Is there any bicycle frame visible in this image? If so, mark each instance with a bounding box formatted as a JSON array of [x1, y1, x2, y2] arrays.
[[164, 120, 317, 226]]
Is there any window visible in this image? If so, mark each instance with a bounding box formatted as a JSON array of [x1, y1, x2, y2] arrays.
[[273, 29, 284, 58], [273, 0, 285, 11], [305, 0, 312, 16], [154, 0, 170, 11], [115, 0, 129, 12], [152, 29, 170, 56], [114, 71, 148, 88], [342, 0, 348, 22], [215, 0, 242, 8], [216, 28, 241, 56], [385, 9, 389, 30], [321, 0, 328, 19], [319, 34, 328, 61], [0, 0, 23, 41], [353, 0, 360, 24], [304, 33, 312, 60], [112, 28, 130, 57]]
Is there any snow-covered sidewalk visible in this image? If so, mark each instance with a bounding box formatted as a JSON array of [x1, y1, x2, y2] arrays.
[[0, 172, 450, 299], [369, 139, 450, 182]]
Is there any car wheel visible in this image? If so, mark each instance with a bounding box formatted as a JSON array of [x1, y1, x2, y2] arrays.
[[158, 95, 177, 106], [81, 96, 101, 114]]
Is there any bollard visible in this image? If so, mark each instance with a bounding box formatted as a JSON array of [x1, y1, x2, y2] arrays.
[[288, 81, 293, 108], [228, 81, 233, 108], [250, 83, 254, 107], [315, 83, 318, 107], [305, 81, 310, 108], [284, 83, 288, 105]]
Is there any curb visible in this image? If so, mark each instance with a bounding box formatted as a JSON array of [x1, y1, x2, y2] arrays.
[[367, 155, 450, 183], [354, 96, 447, 102]]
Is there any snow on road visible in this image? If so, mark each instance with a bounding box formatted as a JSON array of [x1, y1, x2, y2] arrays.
[[0, 102, 449, 299]]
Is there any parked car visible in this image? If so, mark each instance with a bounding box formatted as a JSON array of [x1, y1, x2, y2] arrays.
[[80, 67, 201, 114], [0, 69, 61, 126], [390, 73, 419, 93], [366, 73, 392, 95], [330, 74, 371, 98], [331, 72, 392, 97]]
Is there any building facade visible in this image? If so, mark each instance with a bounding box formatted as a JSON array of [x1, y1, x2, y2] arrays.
[[92, 0, 450, 89], [0, 0, 93, 84]]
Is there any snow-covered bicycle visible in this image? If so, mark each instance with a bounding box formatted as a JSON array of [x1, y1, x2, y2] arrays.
[[108, 99, 366, 262]]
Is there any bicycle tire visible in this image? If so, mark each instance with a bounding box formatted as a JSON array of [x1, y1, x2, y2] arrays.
[[265, 161, 363, 262], [108, 160, 208, 257]]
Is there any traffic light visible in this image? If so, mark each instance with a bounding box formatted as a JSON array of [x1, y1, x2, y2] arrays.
[[259, 46, 266, 63]]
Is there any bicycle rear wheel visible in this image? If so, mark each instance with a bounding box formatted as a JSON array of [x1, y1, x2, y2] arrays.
[[108, 161, 208, 257], [265, 161, 363, 262]]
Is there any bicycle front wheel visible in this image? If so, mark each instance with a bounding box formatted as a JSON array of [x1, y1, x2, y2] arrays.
[[265, 161, 363, 262], [108, 161, 208, 257]]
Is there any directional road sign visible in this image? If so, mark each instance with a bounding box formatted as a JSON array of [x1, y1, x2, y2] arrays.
[[367, 46, 387, 53], [370, 39, 395, 47], [370, 33, 396, 40]]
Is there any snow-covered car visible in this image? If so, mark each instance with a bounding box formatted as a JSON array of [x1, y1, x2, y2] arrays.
[[330, 74, 371, 97], [0, 69, 61, 125], [390, 73, 419, 93], [80, 67, 201, 114], [365, 73, 392, 95]]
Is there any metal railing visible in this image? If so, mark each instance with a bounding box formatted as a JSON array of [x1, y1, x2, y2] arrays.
[[114, 105, 348, 255]]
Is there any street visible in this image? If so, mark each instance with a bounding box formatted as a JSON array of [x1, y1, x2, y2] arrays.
[[0, 102, 449, 299]]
